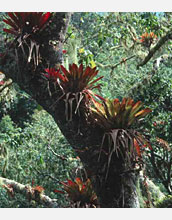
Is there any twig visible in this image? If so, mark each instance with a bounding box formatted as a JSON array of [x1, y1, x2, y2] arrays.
[[127, 54, 171, 96], [60, 13, 72, 43], [111, 55, 135, 69], [109, 45, 122, 51], [0, 177, 59, 208], [34, 167, 60, 183], [96, 55, 135, 69], [47, 144, 68, 161]]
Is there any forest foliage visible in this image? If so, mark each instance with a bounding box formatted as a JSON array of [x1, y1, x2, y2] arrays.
[[0, 12, 172, 208]]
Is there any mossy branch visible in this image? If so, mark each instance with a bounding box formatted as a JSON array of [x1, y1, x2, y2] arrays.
[[0, 79, 13, 93], [0, 177, 59, 208]]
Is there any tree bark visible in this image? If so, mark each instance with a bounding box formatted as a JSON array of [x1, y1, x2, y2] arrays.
[[1, 12, 140, 208]]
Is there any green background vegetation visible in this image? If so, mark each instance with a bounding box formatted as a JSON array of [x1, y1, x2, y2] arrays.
[[0, 12, 172, 207]]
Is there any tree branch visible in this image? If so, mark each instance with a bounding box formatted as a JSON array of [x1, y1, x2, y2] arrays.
[[127, 53, 171, 97], [47, 144, 68, 161], [34, 167, 61, 183], [0, 177, 59, 208], [137, 29, 172, 69], [109, 45, 122, 51], [96, 55, 135, 69]]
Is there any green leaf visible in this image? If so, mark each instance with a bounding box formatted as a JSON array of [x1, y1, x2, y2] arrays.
[[39, 156, 44, 164], [67, 26, 72, 34], [37, 104, 43, 111]]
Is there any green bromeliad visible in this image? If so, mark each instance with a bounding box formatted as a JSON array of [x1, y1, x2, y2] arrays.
[[91, 98, 152, 178], [91, 97, 151, 130]]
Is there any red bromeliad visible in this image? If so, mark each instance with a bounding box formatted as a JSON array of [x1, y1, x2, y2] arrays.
[[44, 68, 62, 81], [3, 12, 52, 36], [59, 63, 103, 93], [55, 178, 98, 207], [3, 12, 52, 66], [44, 63, 104, 121], [140, 32, 157, 48], [44, 64, 103, 92]]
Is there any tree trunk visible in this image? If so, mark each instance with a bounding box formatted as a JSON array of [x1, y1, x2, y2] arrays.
[[1, 12, 140, 208]]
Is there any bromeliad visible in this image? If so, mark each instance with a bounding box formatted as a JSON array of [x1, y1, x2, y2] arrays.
[[57, 63, 103, 93], [44, 63, 104, 121], [140, 32, 157, 48], [3, 12, 52, 36], [3, 12, 52, 66], [91, 97, 151, 130], [55, 178, 98, 207], [91, 97, 152, 179]]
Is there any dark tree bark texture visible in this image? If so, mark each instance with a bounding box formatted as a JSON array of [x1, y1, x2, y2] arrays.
[[1, 12, 139, 208]]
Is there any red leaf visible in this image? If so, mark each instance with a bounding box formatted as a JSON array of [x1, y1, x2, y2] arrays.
[[54, 189, 65, 194], [40, 12, 51, 28], [62, 50, 67, 54], [113, 98, 119, 105], [68, 180, 74, 186], [134, 138, 141, 157], [94, 94, 106, 102], [7, 12, 19, 25], [3, 18, 18, 30], [83, 66, 92, 78], [33, 185, 44, 193], [75, 177, 82, 185], [55, 71, 67, 82], [121, 97, 127, 107], [78, 63, 83, 75], [31, 179, 34, 187], [88, 76, 104, 88], [60, 65, 69, 77], [3, 28, 18, 35], [153, 122, 157, 127]]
